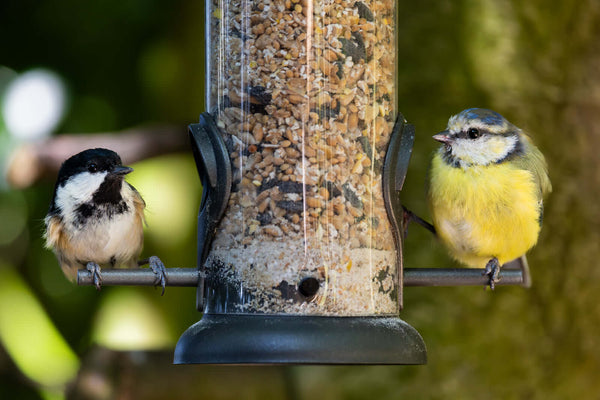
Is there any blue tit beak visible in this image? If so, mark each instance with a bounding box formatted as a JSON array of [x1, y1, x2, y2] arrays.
[[433, 131, 453, 144], [111, 165, 134, 176]]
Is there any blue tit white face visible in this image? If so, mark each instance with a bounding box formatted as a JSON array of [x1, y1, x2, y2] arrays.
[[435, 108, 522, 168]]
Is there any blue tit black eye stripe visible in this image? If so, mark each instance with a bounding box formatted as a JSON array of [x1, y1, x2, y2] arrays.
[[441, 148, 462, 168], [494, 136, 524, 164]]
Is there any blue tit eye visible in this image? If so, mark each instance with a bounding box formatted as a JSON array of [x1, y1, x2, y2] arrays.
[[88, 163, 98, 173], [467, 127, 480, 139]]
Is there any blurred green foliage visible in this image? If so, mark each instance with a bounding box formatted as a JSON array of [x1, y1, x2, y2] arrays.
[[1, 0, 600, 399]]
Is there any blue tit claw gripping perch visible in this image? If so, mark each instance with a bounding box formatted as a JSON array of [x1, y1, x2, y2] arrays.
[[483, 257, 501, 290]]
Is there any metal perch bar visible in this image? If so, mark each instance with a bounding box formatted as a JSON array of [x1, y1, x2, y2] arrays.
[[403, 268, 525, 287], [77, 268, 201, 287], [77, 267, 526, 288]]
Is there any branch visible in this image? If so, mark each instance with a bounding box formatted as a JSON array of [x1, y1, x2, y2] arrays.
[[6, 124, 189, 189]]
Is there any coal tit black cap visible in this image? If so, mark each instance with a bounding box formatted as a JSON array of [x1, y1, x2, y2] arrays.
[[56, 148, 126, 186]]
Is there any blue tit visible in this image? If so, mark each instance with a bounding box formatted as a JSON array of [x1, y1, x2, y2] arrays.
[[427, 108, 552, 289]]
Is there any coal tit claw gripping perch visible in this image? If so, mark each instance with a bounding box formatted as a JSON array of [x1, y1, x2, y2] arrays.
[[149, 256, 168, 294], [86, 262, 103, 291], [138, 256, 168, 295]]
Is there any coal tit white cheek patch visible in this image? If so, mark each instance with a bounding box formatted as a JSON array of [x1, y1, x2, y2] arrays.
[[55, 171, 108, 217]]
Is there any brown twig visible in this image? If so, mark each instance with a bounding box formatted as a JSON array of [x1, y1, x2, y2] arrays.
[[6, 124, 189, 189]]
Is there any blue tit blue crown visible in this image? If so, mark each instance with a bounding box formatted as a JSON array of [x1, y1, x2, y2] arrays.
[[447, 108, 516, 136], [458, 108, 505, 126]]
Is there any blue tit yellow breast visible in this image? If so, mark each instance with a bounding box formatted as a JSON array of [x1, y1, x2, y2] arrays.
[[428, 151, 542, 267]]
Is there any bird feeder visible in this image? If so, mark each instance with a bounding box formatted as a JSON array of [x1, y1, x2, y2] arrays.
[[177, 0, 427, 364], [78, 0, 531, 365]]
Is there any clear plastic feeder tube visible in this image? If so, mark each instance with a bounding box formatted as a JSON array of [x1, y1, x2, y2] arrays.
[[205, 0, 398, 315]]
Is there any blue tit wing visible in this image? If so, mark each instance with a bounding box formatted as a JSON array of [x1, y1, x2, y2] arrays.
[[514, 134, 551, 226], [516, 134, 552, 199]]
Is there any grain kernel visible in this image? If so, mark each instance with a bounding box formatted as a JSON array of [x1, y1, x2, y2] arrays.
[[306, 197, 323, 208], [263, 226, 283, 237], [324, 48, 338, 62], [348, 113, 359, 130], [253, 123, 264, 142]]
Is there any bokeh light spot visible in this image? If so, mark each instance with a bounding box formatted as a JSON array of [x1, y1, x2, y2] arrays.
[[92, 288, 174, 350], [127, 154, 200, 249], [2, 69, 66, 141], [0, 265, 79, 390]]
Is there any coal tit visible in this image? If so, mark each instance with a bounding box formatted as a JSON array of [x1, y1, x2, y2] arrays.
[[44, 148, 167, 293]]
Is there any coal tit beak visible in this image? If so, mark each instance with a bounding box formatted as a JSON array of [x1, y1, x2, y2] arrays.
[[433, 131, 453, 144], [111, 165, 133, 176]]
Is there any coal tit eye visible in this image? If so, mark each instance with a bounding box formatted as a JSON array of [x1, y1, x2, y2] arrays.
[[467, 127, 480, 139], [87, 163, 98, 173]]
